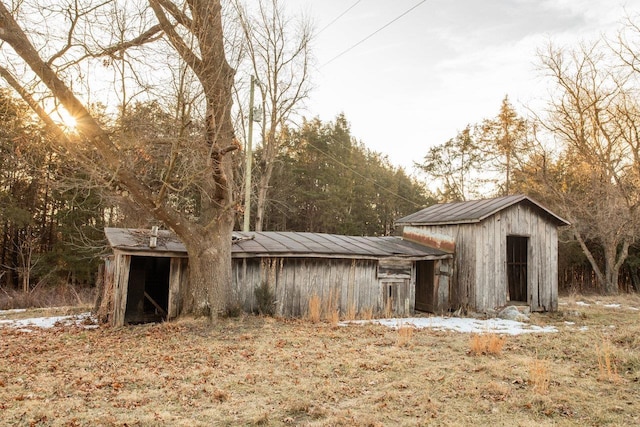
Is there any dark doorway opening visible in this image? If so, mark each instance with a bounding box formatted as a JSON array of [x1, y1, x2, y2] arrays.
[[415, 260, 435, 312], [507, 236, 528, 303], [125, 256, 170, 324]]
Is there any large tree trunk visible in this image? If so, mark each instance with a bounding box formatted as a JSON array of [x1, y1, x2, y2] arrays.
[[602, 241, 629, 295], [180, 214, 234, 317]]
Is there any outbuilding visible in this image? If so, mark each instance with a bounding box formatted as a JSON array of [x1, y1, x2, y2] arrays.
[[395, 194, 570, 313], [99, 228, 452, 326]]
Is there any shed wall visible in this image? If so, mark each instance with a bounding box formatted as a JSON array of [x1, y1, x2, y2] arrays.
[[410, 203, 558, 312], [231, 257, 414, 317]]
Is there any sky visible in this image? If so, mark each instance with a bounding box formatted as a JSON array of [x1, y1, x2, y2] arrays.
[[293, 0, 640, 172]]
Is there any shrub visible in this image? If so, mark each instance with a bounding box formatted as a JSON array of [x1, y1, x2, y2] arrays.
[[254, 282, 275, 316]]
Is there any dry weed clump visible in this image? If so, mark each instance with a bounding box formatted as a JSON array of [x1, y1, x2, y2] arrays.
[[396, 323, 414, 347], [383, 297, 394, 318], [596, 339, 620, 382], [307, 294, 321, 323], [529, 357, 550, 394], [344, 302, 357, 321], [469, 333, 506, 356], [323, 288, 340, 321], [328, 309, 340, 326], [359, 306, 374, 320]]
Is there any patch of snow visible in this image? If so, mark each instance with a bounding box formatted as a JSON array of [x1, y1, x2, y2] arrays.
[[564, 321, 575, 325], [340, 317, 557, 335], [628, 306, 639, 311], [579, 326, 589, 332], [0, 312, 96, 329], [575, 301, 590, 306]]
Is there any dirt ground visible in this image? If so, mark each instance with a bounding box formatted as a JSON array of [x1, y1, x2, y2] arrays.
[[1, 295, 639, 426]]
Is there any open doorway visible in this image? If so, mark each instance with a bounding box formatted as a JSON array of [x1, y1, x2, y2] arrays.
[[125, 256, 170, 324], [414, 260, 435, 312], [507, 236, 528, 303]]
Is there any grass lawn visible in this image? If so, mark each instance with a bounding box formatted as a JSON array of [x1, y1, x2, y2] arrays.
[[1, 295, 639, 426]]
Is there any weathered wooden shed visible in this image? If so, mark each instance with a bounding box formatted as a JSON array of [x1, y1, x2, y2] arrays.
[[101, 228, 452, 325], [395, 195, 570, 313]]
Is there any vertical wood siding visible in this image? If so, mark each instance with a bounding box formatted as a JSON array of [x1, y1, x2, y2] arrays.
[[231, 257, 414, 317], [412, 203, 558, 312]]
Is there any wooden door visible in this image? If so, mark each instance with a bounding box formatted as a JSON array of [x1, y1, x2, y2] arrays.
[[507, 236, 528, 302], [415, 261, 435, 312]]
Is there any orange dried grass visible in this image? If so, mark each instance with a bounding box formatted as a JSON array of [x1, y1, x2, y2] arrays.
[[469, 333, 506, 356]]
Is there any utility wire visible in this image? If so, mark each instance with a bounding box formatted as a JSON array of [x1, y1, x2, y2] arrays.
[[316, 0, 362, 36], [302, 133, 426, 209], [321, 0, 427, 68]]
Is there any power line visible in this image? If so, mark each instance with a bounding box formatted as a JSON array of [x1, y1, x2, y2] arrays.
[[316, 0, 362, 36], [321, 0, 427, 68], [302, 134, 426, 209]]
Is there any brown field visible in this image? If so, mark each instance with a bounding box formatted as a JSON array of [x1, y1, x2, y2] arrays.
[[1, 295, 639, 426]]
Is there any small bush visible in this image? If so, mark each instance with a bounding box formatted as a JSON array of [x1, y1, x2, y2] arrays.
[[254, 282, 275, 316], [223, 302, 244, 318]]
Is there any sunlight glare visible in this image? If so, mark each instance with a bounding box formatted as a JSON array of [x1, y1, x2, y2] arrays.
[[56, 108, 77, 132]]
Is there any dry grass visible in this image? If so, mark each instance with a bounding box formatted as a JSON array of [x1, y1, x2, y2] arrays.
[[383, 297, 394, 318], [359, 306, 374, 320], [396, 322, 414, 347], [322, 288, 340, 322], [1, 295, 640, 426], [0, 285, 95, 310], [529, 357, 551, 394], [307, 294, 321, 323], [469, 333, 506, 356], [596, 339, 621, 382], [344, 302, 357, 321]]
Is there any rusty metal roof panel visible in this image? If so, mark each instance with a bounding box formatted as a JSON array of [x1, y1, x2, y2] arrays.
[[395, 194, 569, 227]]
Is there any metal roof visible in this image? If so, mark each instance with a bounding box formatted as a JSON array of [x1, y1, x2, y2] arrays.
[[395, 194, 570, 227], [104, 228, 450, 260]]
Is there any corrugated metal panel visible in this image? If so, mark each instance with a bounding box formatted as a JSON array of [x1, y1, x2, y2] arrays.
[[104, 228, 451, 259], [395, 194, 569, 227]]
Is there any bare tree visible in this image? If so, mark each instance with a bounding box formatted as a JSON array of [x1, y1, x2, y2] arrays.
[[0, 0, 239, 318], [234, 0, 312, 231], [537, 41, 639, 294]]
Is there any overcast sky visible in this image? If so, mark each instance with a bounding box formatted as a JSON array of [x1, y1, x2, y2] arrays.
[[293, 0, 640, 172]]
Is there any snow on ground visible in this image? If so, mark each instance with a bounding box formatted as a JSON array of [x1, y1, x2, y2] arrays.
[[341, 317, 558, 335], [1, 298, 637, 334], [561, 300, 638, 311], [0, 312, 96, 332]]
